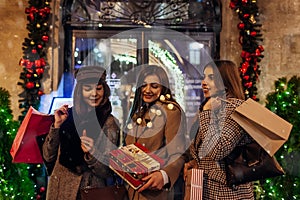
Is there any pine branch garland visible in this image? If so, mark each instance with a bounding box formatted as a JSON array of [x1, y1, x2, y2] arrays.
[[230, 0, 264, 100], [18, 0, 52, 120]]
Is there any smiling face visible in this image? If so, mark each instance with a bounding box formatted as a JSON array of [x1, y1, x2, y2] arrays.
[[82, 83, 104, 107], [202, 65, 219, 98], [141, 74, 163, 104]]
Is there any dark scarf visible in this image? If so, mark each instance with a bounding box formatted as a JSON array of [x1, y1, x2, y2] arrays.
[[59, 100, 112, 173]]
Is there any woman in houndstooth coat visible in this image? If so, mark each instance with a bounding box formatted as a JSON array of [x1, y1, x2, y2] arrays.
[[184, 60, 254, 199]]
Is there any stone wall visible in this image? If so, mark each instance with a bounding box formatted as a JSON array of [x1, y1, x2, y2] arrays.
[[221, 0, 300, 103], [258, 0, 300, 101], [0, 0, 27, 120], [1, 0, 300, 120]]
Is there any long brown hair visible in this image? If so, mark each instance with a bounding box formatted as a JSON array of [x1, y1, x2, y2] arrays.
[[128, 65, 175, 120], [205, 60, 245, 100]]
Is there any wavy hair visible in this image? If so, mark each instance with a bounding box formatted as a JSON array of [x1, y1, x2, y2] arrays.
[[128, 65, 175, 120]]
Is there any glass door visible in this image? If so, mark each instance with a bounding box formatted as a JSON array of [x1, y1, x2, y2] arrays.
[[71, 28, 214, 130]]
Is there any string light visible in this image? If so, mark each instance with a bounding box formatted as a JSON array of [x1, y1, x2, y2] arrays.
[[263, 76, 300, 199], [110, 40, 186, 109], [149, 40, 185, 109]]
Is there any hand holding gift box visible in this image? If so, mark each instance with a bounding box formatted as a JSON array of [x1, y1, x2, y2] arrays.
[[109, 143, 164, 190]]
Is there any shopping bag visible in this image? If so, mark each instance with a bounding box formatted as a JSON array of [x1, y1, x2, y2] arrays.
[[184, 168, 203, 200], [10, 106, 54, 163], [231, 98, 293, 156]]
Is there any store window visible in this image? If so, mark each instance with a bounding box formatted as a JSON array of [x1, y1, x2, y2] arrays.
[[52, 0, 222, 128]]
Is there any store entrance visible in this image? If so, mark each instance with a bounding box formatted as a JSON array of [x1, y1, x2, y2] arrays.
[[65, 28, 213, 131]]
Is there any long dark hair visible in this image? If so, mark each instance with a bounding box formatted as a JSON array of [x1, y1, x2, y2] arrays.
[[59, 66, 113, 172], [128, 65, 175, 120]]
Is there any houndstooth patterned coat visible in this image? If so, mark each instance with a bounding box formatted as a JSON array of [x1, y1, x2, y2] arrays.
[[190, 98, 254, 200]]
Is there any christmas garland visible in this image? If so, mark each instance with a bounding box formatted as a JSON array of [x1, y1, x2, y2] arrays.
[[18, 0, 51, 120], [229, 0, 264, 100]]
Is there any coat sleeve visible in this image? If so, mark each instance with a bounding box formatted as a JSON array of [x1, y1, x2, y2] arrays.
[[42, 124, 60, 163]]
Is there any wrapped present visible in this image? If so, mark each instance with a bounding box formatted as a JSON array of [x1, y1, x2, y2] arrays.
[[109, 143, 164, 190]]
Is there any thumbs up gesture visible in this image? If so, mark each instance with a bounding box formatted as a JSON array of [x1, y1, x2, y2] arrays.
[[80, 129, 95, 154]]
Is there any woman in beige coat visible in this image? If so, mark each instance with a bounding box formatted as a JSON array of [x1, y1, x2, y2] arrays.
[[42, 66, 121, 200], [124, 65, 187, 200]]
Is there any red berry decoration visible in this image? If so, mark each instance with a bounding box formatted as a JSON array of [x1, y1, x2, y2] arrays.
[[26, 73, 32, 78], [244, 82, 253, 88], [243, 13, 250, 18], [238, 22, 245, 30], [26, 82, 35, 89], [250, 31, 257, 36], [19, 58, 25, 66], [36, 68, 44, 76], [38, 90, 44, 96], [39, 186, 46, 193], [42, 35, 49, 42], [255, 48, 261, 56], [258, 45, 264, 52], [229, 2, 236, 9], [244, 75, 250, 81]]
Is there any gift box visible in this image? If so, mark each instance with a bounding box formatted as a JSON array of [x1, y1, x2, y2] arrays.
[[109, 143, 164, 190]]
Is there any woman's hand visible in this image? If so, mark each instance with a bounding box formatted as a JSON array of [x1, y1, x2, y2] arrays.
[[184, 160, 197, 181], [53, 104, 69, 128], [138, 171, 164, 193], [80, 129, 95, 154]]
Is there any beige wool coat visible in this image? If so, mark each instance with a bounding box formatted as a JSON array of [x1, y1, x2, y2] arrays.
[[125, 100, 187, 200]]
